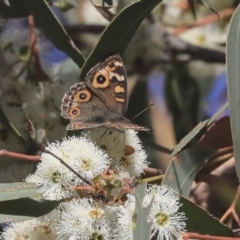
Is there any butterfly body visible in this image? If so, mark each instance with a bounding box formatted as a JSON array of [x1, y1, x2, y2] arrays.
[[61, 54, 149, 132]]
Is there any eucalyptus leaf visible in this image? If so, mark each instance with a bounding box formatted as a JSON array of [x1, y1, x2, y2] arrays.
[[0, 2, 29, 18], [25, 114, 36, 141], [0, 104, 26, 146], [92, 0, 116, 22], [133, 183, 152, 240], [195, 0, 219, 17], [102, 0, 113, 5], [0, 198, 60, 223], [80, 0, 162, 79], [180, 196, 233, 236], [0, 182, 40, 202], [226, 4, 240, 181], [170, 102, 228, 158], [23, 0, 84, 68], [187, 0, 196, 19], [162, 149, 215, 197]]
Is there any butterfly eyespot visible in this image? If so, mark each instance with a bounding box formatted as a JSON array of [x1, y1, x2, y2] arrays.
[[97, 75, 106, 84], [80, 93, 86, 99], [109, 62, 114, 68], [92, 72, 109, 88], [74, 90, 91, 102], [68, 106, 81, 118], [72, 110, 78, 115]]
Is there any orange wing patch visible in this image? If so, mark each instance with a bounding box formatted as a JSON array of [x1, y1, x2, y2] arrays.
[[92, 69, 110, 88], [115, 97, 125, 103], [115, 85, 125, 94], [74, 89, 91, 103], [68, 106, 81, 118]]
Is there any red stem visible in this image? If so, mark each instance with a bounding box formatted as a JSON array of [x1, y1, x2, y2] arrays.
[[183, 232, 240, 240], [0, 149, 40, 161]]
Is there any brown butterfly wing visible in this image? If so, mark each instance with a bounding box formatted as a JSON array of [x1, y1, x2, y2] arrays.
[[84, 54, 128, 115], [61, 54, 150, 132], [61, 82, 110, 130]]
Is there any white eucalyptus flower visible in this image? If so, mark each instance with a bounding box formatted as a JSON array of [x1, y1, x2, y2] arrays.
[[26, 136, 109, 200], [149, 200, 186, 240], [123, 130, 149, 177], [144, 185, 186, 240], [56, 199, 92, 240], [1, 219, 38, 240], [26, 157, 73, 200], [143, 185, 180, 207], [82, 129, 148, 178], [87, 220, 112, 240], [1, 212, 57, 240], [112, 194, 136, 240], [56, 198, 110, 240]]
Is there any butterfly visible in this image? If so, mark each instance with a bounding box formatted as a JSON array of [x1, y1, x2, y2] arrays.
[[61, 53, 149, 131]]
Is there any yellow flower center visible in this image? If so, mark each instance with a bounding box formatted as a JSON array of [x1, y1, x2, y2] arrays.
[[197, 34, 206, 46], [51, 171, 61, 183], [90, 232, 103, 240], [82, 159, 92, 171], [89, 209, 103, 219], [155, 212, 168, 226]]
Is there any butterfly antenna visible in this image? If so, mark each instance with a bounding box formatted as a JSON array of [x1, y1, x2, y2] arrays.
[[132, 103, 154, 120]]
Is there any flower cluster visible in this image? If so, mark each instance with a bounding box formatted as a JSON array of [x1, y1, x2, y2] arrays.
[[26, 128, 148, 200], [1, 185, 186, 240], [1, 129, 186, 240]]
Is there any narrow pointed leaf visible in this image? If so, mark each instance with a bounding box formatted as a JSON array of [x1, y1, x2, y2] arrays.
[[180, 196, 233, 236], [162, 149, 215, 196], [195, 0, 219, 17], [0, 104, 26, 146], [25, 114, 36, 141], [0, 182, 40, 201], [134, 183, 152, 240], [226, 4, 240, 180], [23, 0, 84, 68], [80, 0, 162, 79], [0, 198, 60, 223], [0, 2, 29, 18], [170, 102, 228, 158], [187, 0, 197, 19]]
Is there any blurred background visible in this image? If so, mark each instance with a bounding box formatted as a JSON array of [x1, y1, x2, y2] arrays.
[[0, 0, 238, 219]]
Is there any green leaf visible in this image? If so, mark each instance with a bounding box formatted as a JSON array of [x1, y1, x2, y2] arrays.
[[133, 183, 152, 240], [0, 2, 29, 18], [187, 0, 197, 20], [80, 0, 162, 79], [170, 102, 228, 158], [0, 182, 40, 202], [180, 196, 233, 236], [195, 0, 219, 18], [162, 149, 215, 197], [226, 4, 240, 181], [103, 0, 113, 5], [0, 198, 60, 223], [170, 120, 208, 158], [23, 0, 84, 68], [0, 104, 26, 146]]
